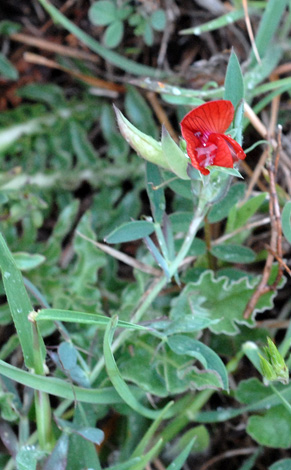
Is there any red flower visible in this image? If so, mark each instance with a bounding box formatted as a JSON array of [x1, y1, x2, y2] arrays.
[[180, 100, 246, 175]]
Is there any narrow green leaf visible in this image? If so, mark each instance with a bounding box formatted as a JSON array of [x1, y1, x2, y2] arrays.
[[166, 438, 195, 470], [224, 50, 244, 108], [132, 402, 173, 458], [36, 308, 147, 330], [281, 201, 291, 244], [0, 234, 45, 369], [128, 439, 163, 470], [179, 6, 265, 35], [103, 317, 166, 419], [104, 220, 155, 243], [0, 359, 143, 404], [250, 0, 288, 64]]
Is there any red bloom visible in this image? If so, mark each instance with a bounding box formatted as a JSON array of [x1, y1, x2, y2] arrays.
[[180, 100, 246, 175]]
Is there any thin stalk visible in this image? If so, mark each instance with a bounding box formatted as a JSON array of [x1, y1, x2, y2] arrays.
[[90, 199, 207, 383]]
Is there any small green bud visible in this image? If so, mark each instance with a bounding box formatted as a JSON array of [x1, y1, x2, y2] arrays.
[[114, 105, 171, 170], [259, 337, 289, 385]]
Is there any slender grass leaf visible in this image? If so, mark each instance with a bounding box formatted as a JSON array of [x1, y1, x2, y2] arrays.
[[38, 0, 163, 77], [36, 308, 147, 330], [132, 401, 173, 458], [179, 6, 264, 35], [250, 0, 288, 64], [0, 359, 144, 404], [128, 439, 163, 470], [104, 220, 155, 243], [105, 458, 142, 470], [166, 438, 195, 470], [0, 234, 45, 369], [103, 317, 168, 419]]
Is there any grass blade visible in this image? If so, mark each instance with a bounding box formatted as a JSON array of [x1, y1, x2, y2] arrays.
[[0, 234, 45, 369]]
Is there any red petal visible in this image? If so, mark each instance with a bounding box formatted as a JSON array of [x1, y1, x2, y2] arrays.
[[209, 134, 233, 168], [180, 100, 234, 135], [222, 134, 246, 161]]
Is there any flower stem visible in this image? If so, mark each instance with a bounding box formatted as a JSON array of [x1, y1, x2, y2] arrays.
[[90, 199, 208, 383]]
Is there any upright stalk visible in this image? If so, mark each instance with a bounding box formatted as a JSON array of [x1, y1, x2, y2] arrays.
[[90, 198, 208, 383]]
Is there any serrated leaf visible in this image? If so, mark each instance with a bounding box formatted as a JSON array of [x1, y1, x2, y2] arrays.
[[104, 220, 155, 243], [172, 270, 280, 335], [161, 126, 190, 180], [210, 244, 256, 263], [167, 335, 228, 390], [119, 334, 223, 396]]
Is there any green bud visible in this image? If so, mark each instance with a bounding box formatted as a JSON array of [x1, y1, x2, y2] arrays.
[[114, 105, 171, 170], [259, 337, 289, 385]]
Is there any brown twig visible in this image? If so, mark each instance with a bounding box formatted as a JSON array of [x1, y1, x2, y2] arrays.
[[24, 52, 125, 93], [146, 92, 178, 141], [242, 0, 261, 64], [243, 128, 284, 319], [76, 231, 162, 277], [200, 447, 258, 470], [11, 32, 101, 63]]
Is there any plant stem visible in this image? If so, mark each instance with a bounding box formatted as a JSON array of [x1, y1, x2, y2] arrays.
[[90, 199, 207, 383]]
